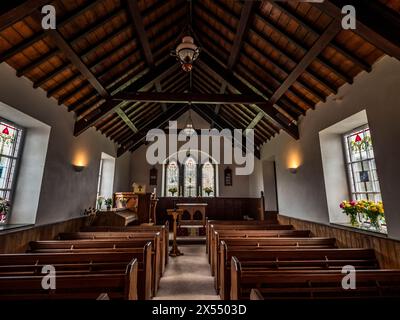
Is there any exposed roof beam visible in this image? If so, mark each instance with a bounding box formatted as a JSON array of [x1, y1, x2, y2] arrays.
[[155, 81, 167, 112], [269, 1, 371, 72], [192, 104, 260, 159], [115, 105, 139, 133], [127, 0, 154, 66], [127, 0, 169, 114], [112, 92, 268, 105], [73, 57, 178, 136], [0, 0, 52, 32], [199, 51, 299, 140], [117, 105, 189, 156], [44, 28, 109, 99], [1, 1, 101, 62], [214, 82, 227, 115], [227, 1, 255, 69], [246, 111, 264, 130], [29, 8, 109, 101], [270, 18, 342, 105], [315, 0, 400, 61]]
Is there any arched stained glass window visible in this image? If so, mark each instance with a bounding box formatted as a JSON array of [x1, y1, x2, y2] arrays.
[[184, 157, 197, 197], [166, 161, 179, 197], [202, 162, 214, 197]]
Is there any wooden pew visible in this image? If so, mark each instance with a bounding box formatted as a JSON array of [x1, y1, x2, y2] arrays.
[[81, 222, 169, 268], [54, 232, 162, 294], [58, 231, 164, 288], [0, 258, 138, 300], [28, 240, 154, 299], [205, 220, 281, 254], [216, 238, 338, 298], [207, 223, 294, 258], [210, 229, 311, 277], [231, 256, 400, 300], [219, 247, 378, 300]]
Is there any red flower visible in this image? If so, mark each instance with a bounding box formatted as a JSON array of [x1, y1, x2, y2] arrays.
[[2, 127, 9, 135], [355, 134, 362, 142]]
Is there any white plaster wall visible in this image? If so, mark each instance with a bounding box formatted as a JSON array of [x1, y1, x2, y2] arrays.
[[0, 63, 131, 225], [261, 56, 400, 240]]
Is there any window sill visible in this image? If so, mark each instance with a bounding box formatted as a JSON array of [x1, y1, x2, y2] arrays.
[[331, 222, 388, 237], [0, 223, 33, 233]]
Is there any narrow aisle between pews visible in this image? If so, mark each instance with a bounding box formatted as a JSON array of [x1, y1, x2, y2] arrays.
[[153, 245, 220, 300]]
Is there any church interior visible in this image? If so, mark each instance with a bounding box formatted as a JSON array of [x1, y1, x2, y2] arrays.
[[1, 0, 400, 303]]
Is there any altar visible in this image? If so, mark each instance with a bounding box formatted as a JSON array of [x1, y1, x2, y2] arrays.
[[176, 203, 207, 227]]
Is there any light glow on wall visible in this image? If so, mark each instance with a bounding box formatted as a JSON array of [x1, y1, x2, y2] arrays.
[[72, 150, 89, 167], [287, 150, 302, 171]]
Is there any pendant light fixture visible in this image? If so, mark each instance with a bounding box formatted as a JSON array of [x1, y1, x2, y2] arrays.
[[171, 0, 200, 72]]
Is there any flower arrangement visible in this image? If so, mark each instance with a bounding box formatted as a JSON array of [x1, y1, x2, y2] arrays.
[[97, 196, 104, 209], [119, 197, 127, 207], [168, 187, 178, 196], [340, 199, 385, 231], [204, 187, 213, 196], [340, 200, 358, 226], [104, 198, 113, 210], [0, 198, 10, 224]]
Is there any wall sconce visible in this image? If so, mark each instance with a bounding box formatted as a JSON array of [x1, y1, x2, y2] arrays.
[[72, 164, 85, 172], [289, 167, 298, 174]]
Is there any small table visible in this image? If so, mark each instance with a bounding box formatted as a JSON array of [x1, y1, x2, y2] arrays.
[[167, 209, 184, 257], [176, 203, 208, 226]]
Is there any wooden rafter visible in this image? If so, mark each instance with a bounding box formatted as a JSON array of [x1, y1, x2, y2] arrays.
[[227, 1, 255, 69], [27, 9, 110, 103], [73, 58, 178, 136], [270, 1, 371, 72], [127, 0, 168, 114], [117, 105, 190, 156], [191, 104, 261, 159], [270, 18, 342, 105], [112, 92, 268, 105], [1, 1, 102, 63], [315, 0, 400, 61], [127, 0, 154, 66], [199, 51, 299, 140], [194, 2, 334, 104], [0, 0, 56, 32]]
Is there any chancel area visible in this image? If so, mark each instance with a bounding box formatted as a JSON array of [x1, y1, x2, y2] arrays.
[[1, 0, 400, 302]]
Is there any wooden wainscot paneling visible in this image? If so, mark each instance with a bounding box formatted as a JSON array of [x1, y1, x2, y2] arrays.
[[278, 215, 400, 269], [156, 197, 262, 224], [0, 216, 89, 254]]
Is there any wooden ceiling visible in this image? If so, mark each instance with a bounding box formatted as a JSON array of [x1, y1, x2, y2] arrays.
[[0, 0, 399, 157]]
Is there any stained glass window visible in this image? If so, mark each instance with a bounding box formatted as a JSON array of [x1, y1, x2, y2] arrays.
[[184, 157, 197, 197], [0, 119, 24, 223], [166, 161, 179, 197], [202, 162, 214, 197], [343, 126, 381, 202]]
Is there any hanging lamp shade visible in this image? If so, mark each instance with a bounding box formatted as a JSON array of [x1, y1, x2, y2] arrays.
[[183, 109, 196, 136], [173, 36, 200, 72]]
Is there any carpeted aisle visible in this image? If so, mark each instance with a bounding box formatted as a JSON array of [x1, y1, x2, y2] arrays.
[[153, 244, 220, 300]]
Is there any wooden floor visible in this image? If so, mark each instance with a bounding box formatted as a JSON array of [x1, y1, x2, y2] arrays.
[[153, 245, 220, 300]]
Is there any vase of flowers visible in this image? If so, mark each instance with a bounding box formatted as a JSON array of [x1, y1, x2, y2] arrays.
[[168, 187, 177, 196], [105, 198, 113, 211], [340, 200, 359, 226], [340, 199, 385, 232], [120, 197, 127, 208], [97, 196, 104, 210], [204, 187, 213, 197], [364, 201, 384, 231], [0, 198, 10, 224]]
